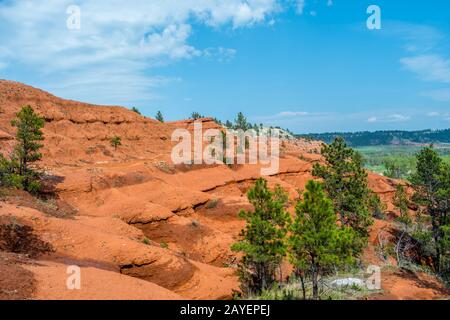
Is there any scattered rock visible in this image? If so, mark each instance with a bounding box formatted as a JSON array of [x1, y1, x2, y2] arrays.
[[330, 278, 365, 288]]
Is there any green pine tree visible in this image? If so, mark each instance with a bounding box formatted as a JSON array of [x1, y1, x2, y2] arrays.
[[234, 112, 250, 131], [9, 106, 45, 192], [288, 180, 357, 300], [393, 184, 411, 226], [367, 191, 387, 220], [393, 184, 412, 266], [410, 146, 449, 275], [312, 137, 373, 245], [155, 111, 164, 122], [11, 106, 45, 176], [0, 154, 20, 189], [131, 107, 141, 115], [231, 179, 290, 296], [110, 136, 122, 150], [191, 112, 203, 120]]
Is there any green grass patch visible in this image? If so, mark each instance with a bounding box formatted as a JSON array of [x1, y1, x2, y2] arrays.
[[356, 145, 450, 179]]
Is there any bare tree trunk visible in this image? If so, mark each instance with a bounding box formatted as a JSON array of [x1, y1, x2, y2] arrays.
[[311, 258, 319, 300], [279, 264, 283, 284], [430, 208, 441, 273], [295, 268, 307, 300], [396, 229, 406, 266], [312, 270, 319, 300], [300, 274, 306, 300]]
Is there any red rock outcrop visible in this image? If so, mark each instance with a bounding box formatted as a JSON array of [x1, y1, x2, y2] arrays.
[[0, 80, 447, 300]]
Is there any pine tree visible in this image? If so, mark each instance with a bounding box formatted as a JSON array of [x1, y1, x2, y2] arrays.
[[231, 179, 289, 296], [312, 137, 373, 244], [393, 184, 412, 266], [0, 154, 18, 189], [11, 106, 45, 176], [155, 111, 164, 122], [191, 112, 203, 120], [393, 184, 411, 226], [110, 136, 122, 150], [437, 163, 450, 277], [367, 191, 387, 219], [234, 112, 250, 131], [288, 180, 356, 300], [251, 123, 259, 135], [410, 146, 449, 274], [131, 107, 141, 115], [8, 106, 45, 192]]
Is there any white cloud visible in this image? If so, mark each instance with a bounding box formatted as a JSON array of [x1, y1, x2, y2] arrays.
[[386, 114, 411, 122], [0, 0, 280, 105], [203, 47, 237, 62], [425, 111, 450, 120], [367, 114, 411, 123], [393, 23, 450, 103], [255, 110, 332, 121], [327, 0, 333, 7], [386, 22, 444, 54], [400, 54, 450, 83], [278, 111, 310, 117]]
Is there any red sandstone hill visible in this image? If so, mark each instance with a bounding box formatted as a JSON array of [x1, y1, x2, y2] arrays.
[[0, 80, 448, 300]]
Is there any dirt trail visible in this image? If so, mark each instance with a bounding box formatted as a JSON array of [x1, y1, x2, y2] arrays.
[[373, 269, 448, 300]]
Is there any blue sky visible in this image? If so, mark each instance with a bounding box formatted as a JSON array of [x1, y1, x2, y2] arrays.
[[0, 0, 449, 133]]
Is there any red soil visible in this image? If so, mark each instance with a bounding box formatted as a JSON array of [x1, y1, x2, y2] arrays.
[[0, 80, 448, 300]]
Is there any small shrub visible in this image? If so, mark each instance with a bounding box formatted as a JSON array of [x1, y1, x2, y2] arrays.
[[178, 251, 187, 257], [85, 146, 96, 155], [154, 161, 174, 174], [191, 219, 200, 227], [110, 136, 122, 150], [0, 217, 53, 258], [368, 192, 387, 220], [206, 199, 219, 209], [142, 237, 151, 245], [155, 111, 164, 122], [160, 242, 169, 249], [257, 285, 298, 300], [131, 107, 141, 115], [191, 112, 203, 120]]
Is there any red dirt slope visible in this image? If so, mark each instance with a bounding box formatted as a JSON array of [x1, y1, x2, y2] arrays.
[[0, 80, 448, 300]]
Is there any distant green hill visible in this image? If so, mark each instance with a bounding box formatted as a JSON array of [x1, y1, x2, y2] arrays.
[[297, 129, 450, 147]]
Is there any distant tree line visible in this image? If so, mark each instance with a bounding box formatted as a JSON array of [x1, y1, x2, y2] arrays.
[[298, 129, 450, 147], [189, 111, 295, 137]]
